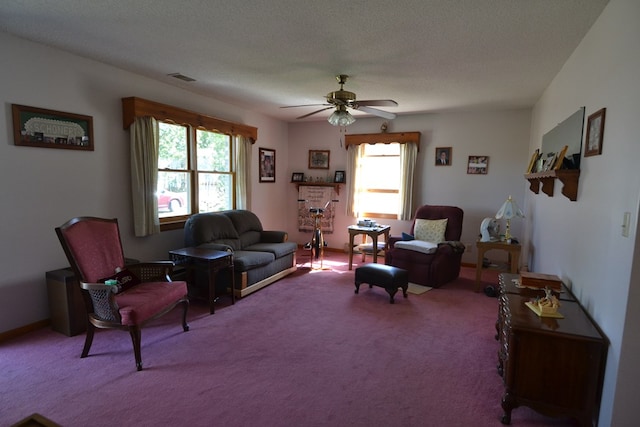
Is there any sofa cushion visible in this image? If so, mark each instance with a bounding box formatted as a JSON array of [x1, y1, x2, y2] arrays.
[[223, 210, 263, 248], [232, 250, 275, 271], [184, 213, 241, 249], [245, 241, 298, 258], [414, 218, 448, 243]]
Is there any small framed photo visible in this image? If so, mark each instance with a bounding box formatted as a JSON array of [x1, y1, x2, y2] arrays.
[[584, 108, 606, 157], [291, 172, 305, 182], [12, 104, 94, 151], [467, 156, 489, 174], [259, 147, 276, 183], [334, 170, 346, 183], [435, 147, 451, 166], [526, 149, 540, 173], [309, 150, 330, 169]]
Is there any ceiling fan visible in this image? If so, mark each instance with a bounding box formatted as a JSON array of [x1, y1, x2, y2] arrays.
[[282, 74, 398, 126]]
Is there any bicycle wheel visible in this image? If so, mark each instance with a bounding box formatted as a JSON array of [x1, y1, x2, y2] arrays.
[[313, 228, 322, 259]]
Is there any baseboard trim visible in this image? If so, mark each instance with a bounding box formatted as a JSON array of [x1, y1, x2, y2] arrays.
[[0, 319, 50, 344]]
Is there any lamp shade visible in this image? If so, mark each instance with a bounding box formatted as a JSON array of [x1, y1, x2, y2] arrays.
[[327, 106, 355, 126], [495, 195, 523, 241], [495, 195, 524, 220]]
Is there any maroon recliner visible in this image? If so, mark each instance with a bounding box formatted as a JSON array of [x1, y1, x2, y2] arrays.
[[386, 205, 465, 288]]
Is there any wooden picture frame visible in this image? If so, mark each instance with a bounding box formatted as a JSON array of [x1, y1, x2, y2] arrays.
[[554, 145, 569, 170], [467, 156, 489, 175], [12, 104, 94, 151], [259, 147, 276, 183], [291, 172, 305, 182], [334, 170, 346, 183], [526, 149, 539, 173], [584, 108, 606, 157], [435, 147, 451, 166], [309, 150, 330, 169]]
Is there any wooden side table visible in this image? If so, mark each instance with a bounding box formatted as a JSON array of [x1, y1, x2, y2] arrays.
[[496, 274, 607, 425], [475, 240, 521, 292], [348, 225, 390, 270], [169, 247, 235, 314]]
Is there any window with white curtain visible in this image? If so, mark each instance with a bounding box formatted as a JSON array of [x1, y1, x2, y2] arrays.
[[158, 122, 234, 225], [355, 143, 401, 219]]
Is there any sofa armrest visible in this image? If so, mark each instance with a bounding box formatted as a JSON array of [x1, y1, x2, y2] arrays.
[[198, 243, 234, 253], [437, 241, 466, 254], [261, 230, 288, 243]]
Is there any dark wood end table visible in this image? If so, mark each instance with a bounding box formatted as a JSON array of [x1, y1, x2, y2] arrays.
[[475, 240, 521, 292], [348, 225, 391, 270], [169, 247, 235, 314]]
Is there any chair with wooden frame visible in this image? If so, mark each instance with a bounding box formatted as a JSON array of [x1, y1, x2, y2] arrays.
[[55, 217, 189, 371]]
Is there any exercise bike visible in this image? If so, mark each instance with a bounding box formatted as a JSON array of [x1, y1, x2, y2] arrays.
[[298, 199, 338, 269]]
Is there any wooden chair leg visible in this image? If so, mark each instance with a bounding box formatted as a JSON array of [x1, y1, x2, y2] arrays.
[[81, 323, 95, 358], [181, 299, 190, 332], [129, 327, 143, 371]]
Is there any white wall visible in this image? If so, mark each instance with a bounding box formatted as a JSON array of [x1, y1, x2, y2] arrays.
[[0, 32, 289, 332], [527, 1, 640, 425], [286, 110, 531, 265]]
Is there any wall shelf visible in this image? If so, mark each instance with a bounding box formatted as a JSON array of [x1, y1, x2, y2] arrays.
[[294, 182, 342, 195], [524, 169, 580, 201]]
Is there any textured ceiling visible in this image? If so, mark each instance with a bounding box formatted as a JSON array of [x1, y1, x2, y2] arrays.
[[0, 0, 609, 122]]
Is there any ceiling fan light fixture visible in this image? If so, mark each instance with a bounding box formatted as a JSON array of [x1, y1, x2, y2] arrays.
[[328, 108, 355, 126]]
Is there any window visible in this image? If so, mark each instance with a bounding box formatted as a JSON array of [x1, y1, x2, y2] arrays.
[[158, 122, 234, 225], [355, 143, 401, 219]]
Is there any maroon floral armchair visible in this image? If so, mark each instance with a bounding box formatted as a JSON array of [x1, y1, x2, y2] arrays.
[[385, 205, 465, 288], [56, 217, 189, 371]]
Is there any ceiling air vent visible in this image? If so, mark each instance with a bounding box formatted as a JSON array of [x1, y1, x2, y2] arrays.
[[167, 73, 196, 82]]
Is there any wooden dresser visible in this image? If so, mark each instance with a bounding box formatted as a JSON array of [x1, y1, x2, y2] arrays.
[[497, 274, 607, 426]]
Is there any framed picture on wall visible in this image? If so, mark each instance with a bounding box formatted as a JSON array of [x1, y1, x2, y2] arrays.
[[259, 147, 276, 183], [584, 108, 606, 157], [12, 104, 94, 151], [291, 172, 304, 182], [334, 170, 345, 183], [467, 156, 489, 174], [309, 150, 330, 169], [435, 147, 451, 166]]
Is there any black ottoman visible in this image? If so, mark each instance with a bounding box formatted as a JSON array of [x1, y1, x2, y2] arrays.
[[355, 264, 409, 304]]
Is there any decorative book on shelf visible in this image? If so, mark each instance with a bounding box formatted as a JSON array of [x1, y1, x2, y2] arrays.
[[519, 271, 562, 291]]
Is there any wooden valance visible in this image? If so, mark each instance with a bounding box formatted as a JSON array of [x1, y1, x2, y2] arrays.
[[344, 132, 421, 150], [122, 97, 257, 141]]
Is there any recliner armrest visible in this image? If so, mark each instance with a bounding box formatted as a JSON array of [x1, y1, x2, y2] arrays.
[[388, 236, 402, 248], [437, 241, 466, 254]]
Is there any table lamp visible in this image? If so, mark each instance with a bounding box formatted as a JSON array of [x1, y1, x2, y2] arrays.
[[495, 195, 524, 241]]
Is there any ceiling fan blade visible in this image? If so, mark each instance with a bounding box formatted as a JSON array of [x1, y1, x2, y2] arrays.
[[355, 99, 398, 107], [296, 106, 334, 119], [281, 103, 329, 109], [354, 105, 397, 120]]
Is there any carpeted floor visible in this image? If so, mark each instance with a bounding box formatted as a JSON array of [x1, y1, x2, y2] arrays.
[[1, 250, 577, 426]]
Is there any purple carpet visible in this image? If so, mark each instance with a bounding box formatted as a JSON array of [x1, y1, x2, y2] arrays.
[[1, 251, 576, 426]]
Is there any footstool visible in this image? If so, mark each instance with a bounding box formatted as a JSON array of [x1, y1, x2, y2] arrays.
[[354, 264, 409, 304]]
